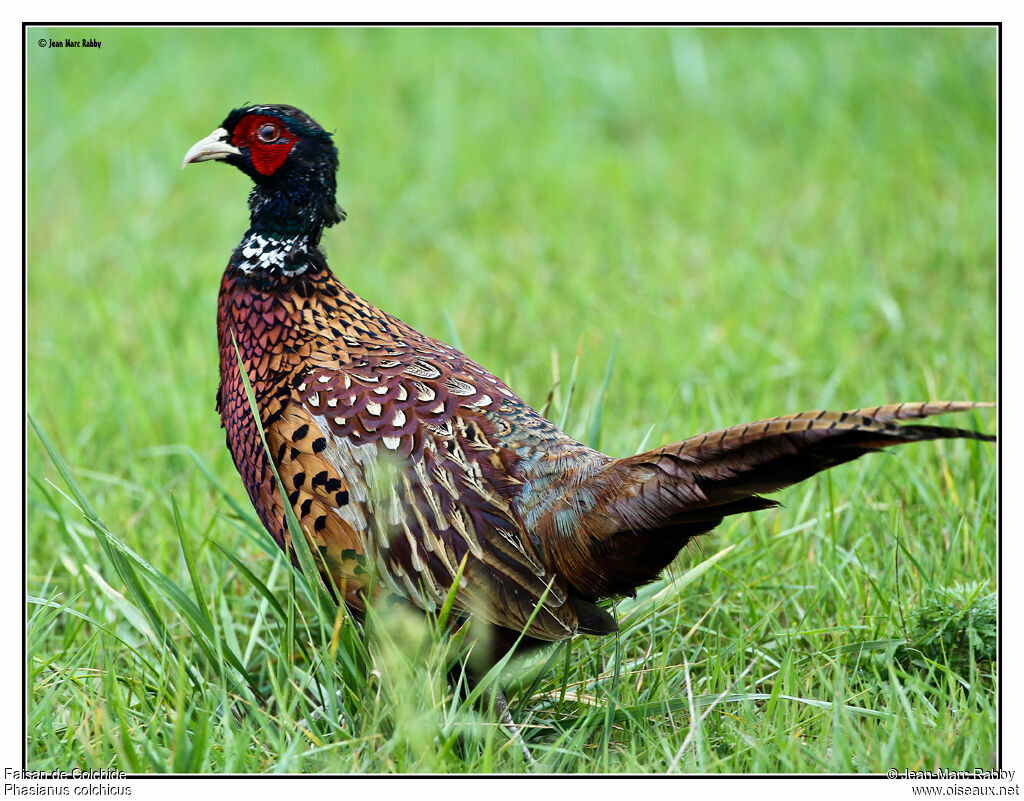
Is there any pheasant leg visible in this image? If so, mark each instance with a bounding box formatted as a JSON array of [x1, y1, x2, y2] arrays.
[[493, 686, 537, 769]]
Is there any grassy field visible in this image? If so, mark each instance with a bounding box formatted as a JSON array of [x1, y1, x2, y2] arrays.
[[26, 27, 997, 773]]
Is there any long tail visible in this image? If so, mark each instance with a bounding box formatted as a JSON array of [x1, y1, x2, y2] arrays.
[[545, 401, 995, 601]]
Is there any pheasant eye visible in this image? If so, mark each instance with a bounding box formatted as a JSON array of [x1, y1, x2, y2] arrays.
[[257, 124, 279, 143]]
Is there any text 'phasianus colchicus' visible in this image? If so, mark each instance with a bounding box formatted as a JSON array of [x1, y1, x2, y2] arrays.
[[184, 104, 994, 740]]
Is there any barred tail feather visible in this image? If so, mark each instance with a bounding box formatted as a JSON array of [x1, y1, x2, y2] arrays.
[[545, 401, 995, 600]]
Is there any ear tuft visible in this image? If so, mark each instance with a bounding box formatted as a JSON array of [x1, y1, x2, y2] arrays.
[[323, 202, 346, 225]]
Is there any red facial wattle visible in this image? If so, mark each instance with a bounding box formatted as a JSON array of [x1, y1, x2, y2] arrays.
[[231, 114, 298, 176]]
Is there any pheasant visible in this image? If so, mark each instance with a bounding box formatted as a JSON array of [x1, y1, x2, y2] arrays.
[[183, 104, 993, 749]]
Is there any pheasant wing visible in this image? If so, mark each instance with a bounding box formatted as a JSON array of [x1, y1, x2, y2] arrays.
[[266, 352, 591, 643]]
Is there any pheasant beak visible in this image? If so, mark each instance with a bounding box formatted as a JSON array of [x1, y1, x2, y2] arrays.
[[182, 128, 242, 168]]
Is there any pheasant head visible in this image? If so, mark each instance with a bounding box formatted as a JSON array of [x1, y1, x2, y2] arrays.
[[183, 104, 345, 274]]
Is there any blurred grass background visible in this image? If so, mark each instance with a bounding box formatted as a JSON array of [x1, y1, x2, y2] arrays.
[[27, 26, 996, 773]]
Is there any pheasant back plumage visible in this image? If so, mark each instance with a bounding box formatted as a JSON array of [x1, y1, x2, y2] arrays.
[[217, 255, 617, 641]]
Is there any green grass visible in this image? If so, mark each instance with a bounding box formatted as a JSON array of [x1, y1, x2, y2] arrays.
[[26, 26, 997, 773]]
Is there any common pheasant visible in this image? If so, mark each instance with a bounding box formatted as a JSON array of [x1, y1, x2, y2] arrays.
[[183, 104, 994, 742]]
